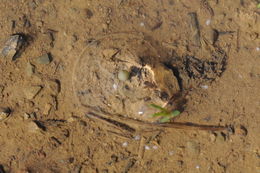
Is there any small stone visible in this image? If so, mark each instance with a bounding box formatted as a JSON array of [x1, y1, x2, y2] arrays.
[[43, 103, 52, 115], [215, 132, 226, 143], [24, 86, 42, 99], [0, 107, 11, 120], [118, 70, 130, 81], [186, 141, 200, 155], [205, 19, 211, 25], [85, 9, 93, 19], [67, 116, 77, 123], [134, 135, 140, 141], [144, 145, 150, 150], [23, 113, 30, 120], [1, 34, 25, 60], [25, 62, 35, 76], [168, 151, 174, 156], [35, 53, 52, 64], [102, 48, 118, 58], [46, 79, 60, 94], [201, 85, 208, 89], [28, 121, 40, 133], [122, 142, 128, 147], [152, 145, 158, 150]]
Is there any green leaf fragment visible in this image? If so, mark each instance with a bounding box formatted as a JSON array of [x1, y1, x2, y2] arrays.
[[159, 116, 172, 123], [150, 104, 167, 112], [171, 110, 181, 117], [258, 3, 260, 8], [151, 111, 170, 117]]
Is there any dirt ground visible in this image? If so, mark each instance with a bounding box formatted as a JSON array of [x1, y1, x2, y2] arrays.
[[0, 0, 259, 172]]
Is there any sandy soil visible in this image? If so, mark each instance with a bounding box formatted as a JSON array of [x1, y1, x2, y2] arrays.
[[0, 0, 259, 172]]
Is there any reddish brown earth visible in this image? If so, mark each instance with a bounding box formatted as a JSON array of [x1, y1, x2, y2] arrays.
[[0, 0, 259, 172]]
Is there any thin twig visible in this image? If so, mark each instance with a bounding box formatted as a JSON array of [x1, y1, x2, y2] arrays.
[[86, 110, 227, 132]]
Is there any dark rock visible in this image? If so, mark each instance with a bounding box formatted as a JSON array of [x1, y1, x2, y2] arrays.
[[1, 34, 25, 60]]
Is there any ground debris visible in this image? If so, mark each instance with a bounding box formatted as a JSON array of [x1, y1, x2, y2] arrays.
[[35, 53, 52, 64], [0, 107, 11, 121], [1, 34, 25, 60]]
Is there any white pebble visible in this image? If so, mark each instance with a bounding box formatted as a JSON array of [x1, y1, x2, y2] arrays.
[[201, 85, 208, 89], [134, 135, 141, 141], [168, 151, 174, 156], [122, 142, 128, 147], [138, 111, 144, 115], [113, 83, 118, 90], [256, 47, 260, 51], [206, 19, 211, 25], [144, 145, 150, 150], [152, 145, 158, 150], [196, 165, 200, 169], [140, 22, 145, 27]]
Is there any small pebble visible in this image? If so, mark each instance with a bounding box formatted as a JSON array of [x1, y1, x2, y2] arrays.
[[201, 85, 208, 89], [256, 47, 260, 51], [102, 48, 118, 58], [138, 111, 144, 115], [196, 165, 200, 169], [113, 84, 118, 90], [144, 145, 150, 150], [25, 62, 35, 76], [152, 145, 158, 150], [24, 86, 42, 99], [134, 135, 140, 141], [28, 121, 40, 133], [122, 142, 128, 147], [23, 113, 30, 120], [67, 116, 77, 123], [36, 53, 52, 64], [140, 22, 145, 27], [169, 151, 174, 156], [0, 107, 11, 120], [1, 34, 24, 60], [118, 70, 130, 81], [43, 103, 52, 115], [206, 19, 211, 25], [215, 132, 226, 143]]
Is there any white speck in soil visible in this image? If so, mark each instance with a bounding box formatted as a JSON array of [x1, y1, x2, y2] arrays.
[[201, 85, 208, 89], [138, 111, 144, 115], [113, 83, 117, 90], [206, 19, 211, 25], [144, 145, 150, 150], [122, 142, 128, 147], [168, 151, 174, 156], [152, 145, 158, 150], [256, 47, 260, 51], [196, 165, 200, 169], [140, 22, 145, 27], [134, 135, 140, 141]]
